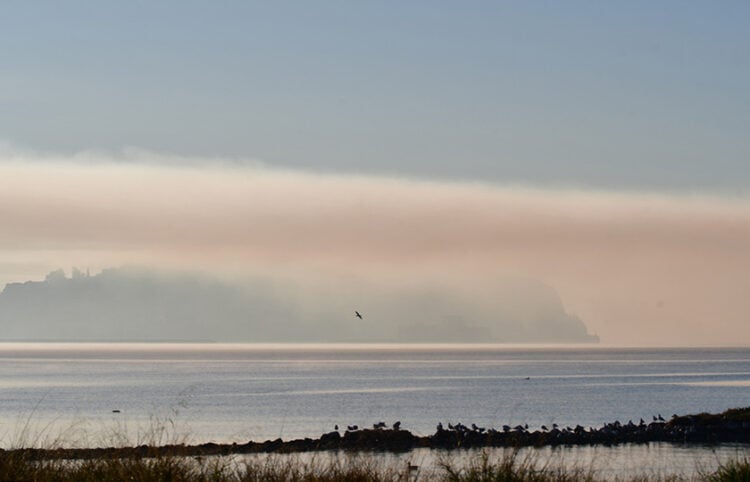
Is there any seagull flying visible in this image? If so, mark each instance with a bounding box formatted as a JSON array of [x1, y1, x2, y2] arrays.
[[355, 311, 363, 319]]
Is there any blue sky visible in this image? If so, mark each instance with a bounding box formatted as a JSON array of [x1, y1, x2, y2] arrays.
[[1, 1, 748, 190]]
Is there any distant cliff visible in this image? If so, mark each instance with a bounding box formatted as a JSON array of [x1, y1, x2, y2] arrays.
[[0, 268, 598, 343]]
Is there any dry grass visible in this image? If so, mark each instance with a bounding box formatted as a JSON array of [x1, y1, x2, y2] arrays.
[[0, 450, 748, 482], [438, 450, 597, 482], [702, 457, 750, 482]]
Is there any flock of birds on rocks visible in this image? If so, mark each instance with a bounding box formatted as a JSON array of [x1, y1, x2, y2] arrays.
[[336, 415, 670, 436], [337, 421, 402, 432], [321, 411, 750, 449]]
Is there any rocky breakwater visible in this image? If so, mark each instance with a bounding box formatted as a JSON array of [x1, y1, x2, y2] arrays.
[[4, 407, 750, 461], [426, 407, 750, 449]]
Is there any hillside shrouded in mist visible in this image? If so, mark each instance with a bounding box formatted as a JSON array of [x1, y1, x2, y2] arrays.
[[0, 267, 596, 343]]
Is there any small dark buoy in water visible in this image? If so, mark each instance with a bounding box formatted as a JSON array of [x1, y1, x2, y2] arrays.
[[112, 409, 121, 413]]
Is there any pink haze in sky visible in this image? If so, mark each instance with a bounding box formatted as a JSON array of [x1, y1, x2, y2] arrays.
[[1, 154, 748, 346]]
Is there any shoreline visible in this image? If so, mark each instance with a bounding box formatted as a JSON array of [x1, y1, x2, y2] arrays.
[[4, 407, 750, 461]]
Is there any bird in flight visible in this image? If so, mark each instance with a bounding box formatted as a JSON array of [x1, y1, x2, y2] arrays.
[[355, 311, 363, 319]]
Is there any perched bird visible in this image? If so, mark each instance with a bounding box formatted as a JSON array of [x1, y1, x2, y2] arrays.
[[392, 421, 401, 430], [355, 311, 363, 319], [347, 425, 358, 431], [334, 424, 339, 431]]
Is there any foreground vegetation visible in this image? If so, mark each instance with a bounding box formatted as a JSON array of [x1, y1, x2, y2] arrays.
[[0, 451, 749, 482]]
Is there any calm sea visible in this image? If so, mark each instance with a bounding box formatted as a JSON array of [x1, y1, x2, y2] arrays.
[[1, 343, 749, 475]]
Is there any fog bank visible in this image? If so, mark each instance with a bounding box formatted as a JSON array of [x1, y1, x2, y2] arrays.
[[1, 154, 749, 345]]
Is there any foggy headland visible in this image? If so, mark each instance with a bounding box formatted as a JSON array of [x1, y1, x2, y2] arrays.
[[0, 267, 597, 343]]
